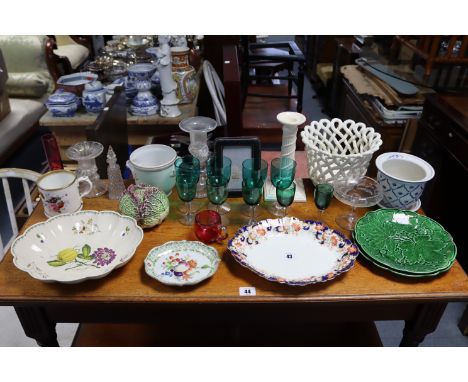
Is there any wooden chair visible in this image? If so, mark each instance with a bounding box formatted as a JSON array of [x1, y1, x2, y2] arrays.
[[392, 36, 468, 77], [0, 168, 40, 259], [86, 87, 128, 178], [223, 45, 305, 149], [49, 36, 92, 74], [240, 36, 305, 113]]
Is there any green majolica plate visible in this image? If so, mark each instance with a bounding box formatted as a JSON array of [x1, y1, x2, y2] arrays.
[[352, 232, 453, 278], [354, 209, 457, 274]]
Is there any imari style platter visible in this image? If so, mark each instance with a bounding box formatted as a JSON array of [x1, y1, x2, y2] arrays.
[[228, 217, 359, 286], [354, 209, 457, 275], [145, 241, 220, 286], [11, 211, 143, 283]]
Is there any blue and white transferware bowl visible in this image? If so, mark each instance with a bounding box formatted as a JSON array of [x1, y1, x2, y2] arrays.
[[129, 103, 159, 116], [57, 72, 98, 87], [127, 63, 157, 81], [376, 152, 435, 210], [228, 217, 359, 286]]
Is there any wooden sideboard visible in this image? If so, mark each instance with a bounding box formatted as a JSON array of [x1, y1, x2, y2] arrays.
[[410, 93, 468, 271], [335, 74, 409, 177]]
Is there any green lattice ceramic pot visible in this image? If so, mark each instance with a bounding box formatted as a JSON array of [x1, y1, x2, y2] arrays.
[[119, 184, 169, 228], [354, 209, 456, 274]]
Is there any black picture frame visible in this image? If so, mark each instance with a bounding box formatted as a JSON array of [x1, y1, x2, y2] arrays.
[[213, 137, 261, 196]]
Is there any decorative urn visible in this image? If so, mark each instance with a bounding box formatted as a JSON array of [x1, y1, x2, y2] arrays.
[[171, 47, 198, 104]]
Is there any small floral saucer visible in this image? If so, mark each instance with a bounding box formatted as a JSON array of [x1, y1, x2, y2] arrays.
[[145, 241, 220, 286]]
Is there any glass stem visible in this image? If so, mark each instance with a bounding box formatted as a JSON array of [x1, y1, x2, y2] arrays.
[[250, 205, 256, 222], [349, 206, 357, 222], [187, 201, 192, 216], [281, 206, 287, 217]]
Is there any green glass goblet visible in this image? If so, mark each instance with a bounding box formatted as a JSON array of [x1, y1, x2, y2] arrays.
[[276, 181, 296, 218], [271, 157, 296, 189], [207, 156, 232, 214], [314, 183, 334, 218], [207, 181, 229, 216], [242, 181, 263, 225], [269, 157, 296, 216], [175, 156, 200, 225], [241, 158, 268, 220]]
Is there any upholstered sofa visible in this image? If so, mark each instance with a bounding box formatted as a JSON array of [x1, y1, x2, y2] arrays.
[[0, 37, 56, 253], [0, 36, 61, 161], [0, 35, 57, 100]]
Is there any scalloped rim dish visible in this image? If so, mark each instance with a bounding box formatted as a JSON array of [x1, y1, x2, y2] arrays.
[[145, 241, 220, 286], [228, 217, 359, 286], [11, 210, 143, 283]]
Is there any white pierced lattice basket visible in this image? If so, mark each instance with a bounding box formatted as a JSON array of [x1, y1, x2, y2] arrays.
[[300, 118, 383, 185]]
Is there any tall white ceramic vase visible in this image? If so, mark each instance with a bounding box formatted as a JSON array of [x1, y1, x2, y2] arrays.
[[277, 111, 307, 160], [267, 111, 307, 217], [156, 35, 181, 118]]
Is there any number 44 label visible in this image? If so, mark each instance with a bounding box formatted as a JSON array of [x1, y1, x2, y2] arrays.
[[239, 287, 256, 296]]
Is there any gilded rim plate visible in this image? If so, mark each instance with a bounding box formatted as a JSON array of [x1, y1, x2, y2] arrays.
[[354, 209, 456, 274], [228, 217, 359, 286], [11, 210, 143, 283], [145, 241, 220, 286]]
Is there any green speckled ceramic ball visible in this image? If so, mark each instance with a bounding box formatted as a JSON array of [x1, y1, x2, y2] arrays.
[[119, 184, 169, 228]]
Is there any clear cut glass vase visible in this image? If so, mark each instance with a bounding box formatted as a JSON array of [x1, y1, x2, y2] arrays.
[[179, 116, 218, 198], [66, 141, 107, 198]]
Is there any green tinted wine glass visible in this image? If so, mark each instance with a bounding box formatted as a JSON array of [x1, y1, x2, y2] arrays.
[[314, 183, 334, 217], [271, 157, 296, 189], [276, 181, 296, 217], [242, 158, 268, 224], [175, 156, 200, 225], [269, 157, 296, 216], [206, 182, 229, 214], [242, 158, 268, 188], [207, 156, 231, 215]]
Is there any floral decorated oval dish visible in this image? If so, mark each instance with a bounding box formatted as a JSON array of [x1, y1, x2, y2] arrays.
[[228, 217, 359, 286], [145, 241, 220, 286], [11, 210, 143, 283]]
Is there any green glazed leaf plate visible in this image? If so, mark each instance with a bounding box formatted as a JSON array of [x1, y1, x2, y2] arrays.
[[354, 209, 457, 274], [352, 232, 453, 278]]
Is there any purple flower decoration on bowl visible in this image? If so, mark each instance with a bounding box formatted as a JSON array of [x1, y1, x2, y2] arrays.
[[92, 247, 117, 267]]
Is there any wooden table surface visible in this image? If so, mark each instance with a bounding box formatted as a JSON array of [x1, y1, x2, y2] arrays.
[[1, 179, 467, 305]]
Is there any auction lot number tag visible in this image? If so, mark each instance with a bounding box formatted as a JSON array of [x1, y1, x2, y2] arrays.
[[239, 287, 256, 296]]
